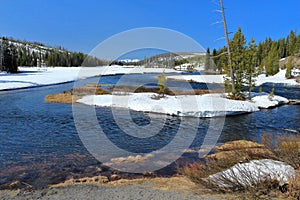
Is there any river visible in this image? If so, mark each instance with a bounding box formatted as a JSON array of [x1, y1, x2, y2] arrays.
[[0, 73, 299, 188]]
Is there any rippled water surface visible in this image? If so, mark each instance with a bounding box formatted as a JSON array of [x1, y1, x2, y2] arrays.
[[0, 73, 299, 188]]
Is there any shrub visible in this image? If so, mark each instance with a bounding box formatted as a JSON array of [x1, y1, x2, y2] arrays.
[[262, 133, 300, 170]]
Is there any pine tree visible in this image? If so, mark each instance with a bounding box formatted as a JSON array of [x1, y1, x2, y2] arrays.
[[287, 30, 297, 56], [205, 48, 211, 71], [285, 56, 293, 79], [2, 38, 18, 73], [265, 42, 279, 76], [229, 26, 246, 97], [244, 37, 258, 99], [158, 71, 167, 97], [296, 35, 300, 55], [212, 48, 220, 72]]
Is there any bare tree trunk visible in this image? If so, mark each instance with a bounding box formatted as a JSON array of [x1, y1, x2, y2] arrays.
[[220, 0, 235, 93]]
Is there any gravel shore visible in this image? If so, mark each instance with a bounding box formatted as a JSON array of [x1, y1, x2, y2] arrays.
[[0, 182, 225, 200]]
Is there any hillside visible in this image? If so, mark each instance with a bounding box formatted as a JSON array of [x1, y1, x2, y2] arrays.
[[0, 37, 108, 73], [280, 56, 300, 69], [140, 52, 205, 69]]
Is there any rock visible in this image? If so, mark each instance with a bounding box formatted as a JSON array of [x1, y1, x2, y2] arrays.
[[143, 172, 156, 178], [110, 174, 121, 181], [288, 99, 300, 105], [3, 181, 21, 189]]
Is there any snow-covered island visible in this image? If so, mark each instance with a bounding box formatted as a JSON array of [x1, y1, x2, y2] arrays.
[[74, 67, 294, 118], [77, 92, 289, 118]]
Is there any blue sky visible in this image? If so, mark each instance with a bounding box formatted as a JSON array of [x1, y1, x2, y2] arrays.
[[1, 0, 300, 57]]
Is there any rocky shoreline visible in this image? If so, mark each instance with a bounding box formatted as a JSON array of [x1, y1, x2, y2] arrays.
[[0, 177, 228, 200]]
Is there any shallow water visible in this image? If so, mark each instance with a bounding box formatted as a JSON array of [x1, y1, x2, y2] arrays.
[[0, 74, 299, 188]]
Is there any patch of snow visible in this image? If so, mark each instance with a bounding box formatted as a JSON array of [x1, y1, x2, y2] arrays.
[[280, 57, 286, 61], [256, 69, 298, 86], [292, 68, 300, 77], [167, 74, 225, 84], [206, 159, 296, 188], [252, 93, 289, 109], [168, 69, 299, 86], [119, 59, 140, 63], [174, 63, 193, 71], [194, 64, 205, 71]]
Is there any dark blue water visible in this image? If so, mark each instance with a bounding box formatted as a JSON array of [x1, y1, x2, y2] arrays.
[[0, 74, 299, 189]]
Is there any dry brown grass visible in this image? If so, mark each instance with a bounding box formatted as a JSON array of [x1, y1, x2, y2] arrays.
[[45, 87, 111, 104], [110, 84, 223, 96], [206, 140, 275, 168], [51, 176, 109, 187], [45, 93, 80, 104], [71, 87, 111, 95]]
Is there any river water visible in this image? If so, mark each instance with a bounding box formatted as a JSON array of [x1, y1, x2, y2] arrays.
[[0, 73, 299, 188]]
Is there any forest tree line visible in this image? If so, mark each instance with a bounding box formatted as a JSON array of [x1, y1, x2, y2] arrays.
[[206, 29, 300, 75], [205, 28, 300, 98], [0, 37, 108, 73]]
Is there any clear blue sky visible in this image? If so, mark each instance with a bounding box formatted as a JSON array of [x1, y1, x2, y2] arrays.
[[1, 0, 300, 55]]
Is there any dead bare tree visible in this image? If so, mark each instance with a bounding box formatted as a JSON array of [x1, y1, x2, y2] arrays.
[[219, 0, 235, 93]]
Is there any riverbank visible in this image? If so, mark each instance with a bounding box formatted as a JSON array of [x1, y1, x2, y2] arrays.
[[2, 139, 298, 200], [0, 66, 180, 91], [0, 177, 228, 200], [167, 69, 300, 86]]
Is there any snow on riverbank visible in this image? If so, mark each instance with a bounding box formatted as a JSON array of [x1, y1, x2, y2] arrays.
[[256, 69, 299, 86], [77, 92, 289, 118], [167, 74, 225, 84], [167, 69, 299, 86], [206, 159, 296, 188], [0, 66, 179, 91]]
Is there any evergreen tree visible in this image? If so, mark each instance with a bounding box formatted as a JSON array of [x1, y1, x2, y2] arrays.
[[296, 35, 300, 55], [287, 30, 297, 56], [277, 38, 286, 58], [265, 42, 279, 76], [285, 56, 293, 78], [244, 37, 258, 99], [204, 48, 211, 70], [2, 38, 18, 73], [158, 71, 167, 97], [229, 26, 246, 97], [211, 48, 220, 72]]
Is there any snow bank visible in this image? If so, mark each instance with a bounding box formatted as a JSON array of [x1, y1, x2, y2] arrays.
[[77, 92, 289, 118], [252, 93, 289, 109], [167, 74, 225, 84], [0, 67, 82, 90], [256, 69, 299, 86], [0, 66, 179, 91], [206, 159, 296, 188], [167, 69, 299, 86]]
